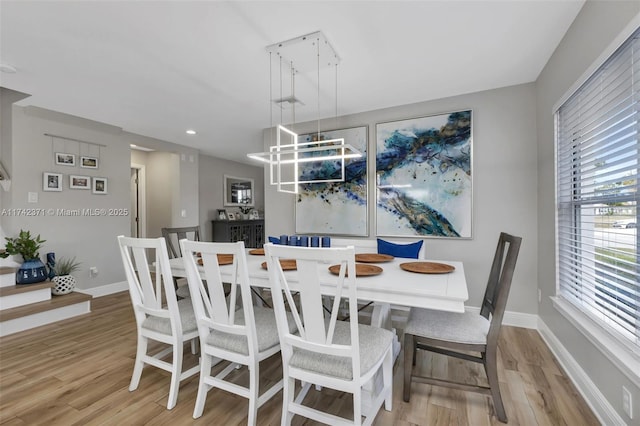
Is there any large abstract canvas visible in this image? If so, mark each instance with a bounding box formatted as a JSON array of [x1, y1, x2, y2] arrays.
[[295, 126, 368, 236], [376, 111, 472, 238]]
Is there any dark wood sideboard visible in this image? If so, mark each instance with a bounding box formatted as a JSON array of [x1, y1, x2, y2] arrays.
[[211, 219, 265, 248]]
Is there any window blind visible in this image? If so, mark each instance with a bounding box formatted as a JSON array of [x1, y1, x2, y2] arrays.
[[556, 27, 639, 349]]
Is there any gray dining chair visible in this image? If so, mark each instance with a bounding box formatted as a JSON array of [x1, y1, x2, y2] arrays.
[[161, 225, 201, 258], [162, 225, 201, 297], [403, 232, 522, 423]]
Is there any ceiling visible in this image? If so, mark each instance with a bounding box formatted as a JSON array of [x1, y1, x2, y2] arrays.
[[0, 1, 584, 165]]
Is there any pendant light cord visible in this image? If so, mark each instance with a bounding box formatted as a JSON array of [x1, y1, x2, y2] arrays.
[[317, 37, 321, 139]]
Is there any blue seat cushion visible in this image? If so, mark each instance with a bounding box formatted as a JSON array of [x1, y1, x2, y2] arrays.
[[268, 236, 281, 244], [377, 238, 423, 259]]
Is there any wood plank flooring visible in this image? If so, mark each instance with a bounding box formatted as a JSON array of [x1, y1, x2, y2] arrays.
[[0, 291, 599, 425]]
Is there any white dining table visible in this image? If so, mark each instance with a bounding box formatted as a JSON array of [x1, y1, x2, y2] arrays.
[[169, 250, 468, 412], [169, 251, 468, 353]]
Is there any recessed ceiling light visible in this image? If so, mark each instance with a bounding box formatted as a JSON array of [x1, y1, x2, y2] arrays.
[[0, 64, 17, 73], [186, 129, 197, 135]]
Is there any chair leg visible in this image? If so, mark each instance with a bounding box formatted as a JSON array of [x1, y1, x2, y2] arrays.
[[167, 339, 183, 410], [412, 339, 417, 366], [129, 334, 148, 391], [281, 376, 295, 426], [353, 387, 362, 426], [248, 361, 259, 426], [485, 350, 507, 423], [403, 333, 414, 402], [193, 353, 212, 418], [383, 347, 393, 411]]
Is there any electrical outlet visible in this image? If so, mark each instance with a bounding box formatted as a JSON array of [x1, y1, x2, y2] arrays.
[[538, 288, 542, 303], [623, 386, 633, 419], [89, 267, 98, 278]]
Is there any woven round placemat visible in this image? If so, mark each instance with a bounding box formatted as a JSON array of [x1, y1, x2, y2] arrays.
[[328, 263, 383, 277], [399, 262, 455, 274], [355, 253, 394, 263]]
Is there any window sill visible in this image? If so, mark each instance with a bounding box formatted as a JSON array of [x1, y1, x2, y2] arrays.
[[551, 296, 640, 388]]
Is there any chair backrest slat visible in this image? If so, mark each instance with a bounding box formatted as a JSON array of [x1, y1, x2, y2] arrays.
[[118, 235, 181, 335], [180, 240, 258, 349], [480, 232, 522, 344], [265, 244, 360, 371], [162, 226, 201, 258]]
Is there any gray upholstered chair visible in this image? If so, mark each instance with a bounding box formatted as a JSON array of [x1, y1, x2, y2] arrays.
[[161, 225, 201, 258], [403, 232, 522, 423], [161, 225, 201, 297], [180, 240, 290, 425], [117, 235, 199, 410], [264, 243, 394, 426]]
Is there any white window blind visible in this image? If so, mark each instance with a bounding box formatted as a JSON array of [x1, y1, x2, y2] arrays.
[[556, 27, 639, 350]]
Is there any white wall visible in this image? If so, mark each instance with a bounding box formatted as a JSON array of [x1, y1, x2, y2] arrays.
[[264, 83, 539, 314], [536, 1, 640, 423], [198, 154, 264, 241]]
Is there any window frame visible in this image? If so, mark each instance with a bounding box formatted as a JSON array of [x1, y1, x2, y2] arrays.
[[553, 16, 640, 386]]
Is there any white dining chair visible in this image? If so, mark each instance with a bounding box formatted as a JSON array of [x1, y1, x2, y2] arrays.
[[180, 240, 291, 424], [117, 235, 199, 410], [264, 243, 394, 426]]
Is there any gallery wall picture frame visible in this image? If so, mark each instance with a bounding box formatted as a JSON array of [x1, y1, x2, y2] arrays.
[[55, 152, 76, 166], [43, 172, 63, 192], [80, 156, 98, 169], [295, 125, 368, 236], [217, 209, 228, 220], [92, 177, 108, 194], [227, 212, 236, 221], [69, 175, 91, 189], [375, 110, 472, 238]]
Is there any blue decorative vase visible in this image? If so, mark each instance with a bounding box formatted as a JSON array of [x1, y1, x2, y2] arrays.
[[16, 258, 48, 284]]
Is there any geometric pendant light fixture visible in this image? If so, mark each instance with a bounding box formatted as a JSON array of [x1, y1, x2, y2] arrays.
[[247, 31, 362, 194]]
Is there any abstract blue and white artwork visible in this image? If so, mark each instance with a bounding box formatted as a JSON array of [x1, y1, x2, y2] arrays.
[[295, 126, 368, 236], [376, 110, 472, 238]]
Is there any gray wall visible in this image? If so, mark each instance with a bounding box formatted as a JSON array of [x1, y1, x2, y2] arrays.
[[264, 82, 539, 314], [536, 1, 640, 423], [1, 104, 204, 290], [198, 154, 264, 241], [5, 105, 130, 287], [145, 151, 178, 239]]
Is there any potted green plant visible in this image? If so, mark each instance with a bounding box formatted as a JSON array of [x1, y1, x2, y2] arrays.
[[51, 256, 81, 295], [0, 230, 47, 284]]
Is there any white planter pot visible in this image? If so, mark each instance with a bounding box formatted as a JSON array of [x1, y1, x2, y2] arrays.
[[52, 275, 76, 295]]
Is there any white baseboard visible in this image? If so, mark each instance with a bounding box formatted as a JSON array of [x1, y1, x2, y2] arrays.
[[76, 281, 127, 298], [537, 318, 625, 426], [464, 306, 538, 329]]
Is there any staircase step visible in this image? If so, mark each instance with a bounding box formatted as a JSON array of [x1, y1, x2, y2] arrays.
[[0, 282, 54, 310], [0, 281, 53, 297], [0, 292, 92, 336], [0, 267, 16, 288]]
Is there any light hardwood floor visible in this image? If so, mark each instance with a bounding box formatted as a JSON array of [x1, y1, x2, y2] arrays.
[[0, 292, 599, 425]]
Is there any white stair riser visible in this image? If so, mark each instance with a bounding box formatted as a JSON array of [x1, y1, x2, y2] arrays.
[[0, 272, 16, 287], [0, 288, 52, 310], [0, 301, 90, 337]]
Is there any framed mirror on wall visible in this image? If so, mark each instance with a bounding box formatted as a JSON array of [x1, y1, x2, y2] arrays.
[[223, 175, 254, 207]]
